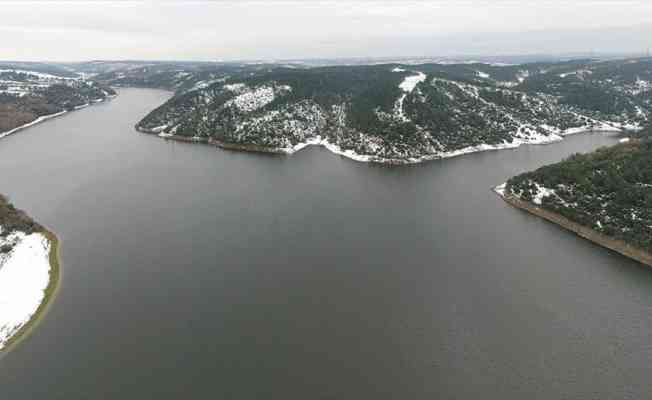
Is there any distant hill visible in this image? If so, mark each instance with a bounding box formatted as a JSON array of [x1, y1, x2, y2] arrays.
[[0, 67, 115, 136], [132, 58, 652, 163]]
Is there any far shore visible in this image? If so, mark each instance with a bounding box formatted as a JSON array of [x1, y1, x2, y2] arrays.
[[495, 188, 652, 268], [0, 94, 117, 140], [137, 124, 634, 165], [136, 127, 292, 155], [0, 227, 62, 354]]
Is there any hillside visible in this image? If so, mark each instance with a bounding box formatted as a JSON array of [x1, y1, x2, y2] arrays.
[[134, 58, 652, 163], [87, 61, 267, 92], [0, 68, 116, 136], [502, 129, 652, 255], [0, 194, 42, 254]]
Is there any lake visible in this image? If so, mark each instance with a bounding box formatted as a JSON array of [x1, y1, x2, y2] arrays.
[[1, 88, 651, 399]]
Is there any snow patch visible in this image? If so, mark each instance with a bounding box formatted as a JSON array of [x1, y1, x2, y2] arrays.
[[399, 72, 426, 93], [0, 231, 52, 350], [494, 183, 507, 196], [395, 71, 426, 121], [531, 182, 557, 205], [225, 86, 275, 112], [276, 135, 373, 162], [225, 85, 290, 113], [223, 83, 246, 93]]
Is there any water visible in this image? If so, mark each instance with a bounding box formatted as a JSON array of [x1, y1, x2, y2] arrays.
[[1, 89, 651, 399]]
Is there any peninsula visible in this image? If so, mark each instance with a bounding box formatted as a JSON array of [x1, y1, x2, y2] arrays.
[[0, 195, 60, 351], [495, 128, 652, 267], [131, 58, 652, 163]]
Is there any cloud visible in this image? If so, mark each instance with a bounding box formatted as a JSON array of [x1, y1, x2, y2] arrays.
[[2, 1, 652, 61]]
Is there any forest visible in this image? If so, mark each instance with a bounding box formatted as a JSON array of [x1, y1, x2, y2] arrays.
[[0, 80, 115, 134], [0, 194, 42, 254], [135, 57, 652, 162], [507, 136, 652, 252]]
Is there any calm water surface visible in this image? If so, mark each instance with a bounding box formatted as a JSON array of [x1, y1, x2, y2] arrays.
[[1, 89, 651, 399]]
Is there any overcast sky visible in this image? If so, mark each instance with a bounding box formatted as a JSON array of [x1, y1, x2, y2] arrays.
[[3, 1, 652, 61]]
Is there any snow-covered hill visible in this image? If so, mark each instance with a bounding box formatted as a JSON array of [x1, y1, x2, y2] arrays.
[[133, 58, 652, 163], [0, 68, 115, 138]]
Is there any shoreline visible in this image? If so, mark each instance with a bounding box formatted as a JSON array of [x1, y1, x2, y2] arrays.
[[0, 227, 61, 354], [137, 125, 630, 165], [0, 94, 117, 140], [137, 127, 294, 154], [494, 185, 652, 268]]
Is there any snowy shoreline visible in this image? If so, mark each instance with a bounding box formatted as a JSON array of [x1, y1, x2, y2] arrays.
[[140, 125, 633, 165], [281, 122, 635, 164], [0, 94, 116, 140], [0, 228, 60, 351]]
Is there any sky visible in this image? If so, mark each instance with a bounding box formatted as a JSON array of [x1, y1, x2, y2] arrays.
[[3, 0, 652, 61]]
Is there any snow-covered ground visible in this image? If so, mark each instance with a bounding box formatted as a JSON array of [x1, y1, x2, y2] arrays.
[[0, 230, 52, 350], [278, 135, 374, 162], [493, 180, 570, 209], [275, 130, 554, 164], [155, 112, 635, 165], [394, 71, 426, 121], [399, 72, 426, 92], [212, 116, 633, 165], [530, 182, 558, 205], [224, 85, 290, 112], [494, 183, 507, 196], [223, 83, 247, 93]]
